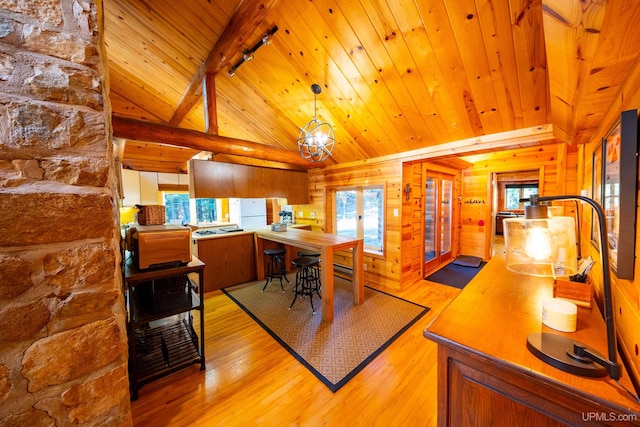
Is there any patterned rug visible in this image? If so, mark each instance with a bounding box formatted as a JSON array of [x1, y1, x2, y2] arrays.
[[223, 275, 429, 392]]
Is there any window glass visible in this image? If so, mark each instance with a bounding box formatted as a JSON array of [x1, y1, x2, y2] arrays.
[[162, 192, 190, 224], [336, 190, 357, 238], [335, 186, 384, 254], [363, 188, 383, 251], [195, 198, 216, 223], [505, 184, 538, 209]]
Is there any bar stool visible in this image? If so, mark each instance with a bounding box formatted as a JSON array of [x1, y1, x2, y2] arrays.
[[297, 249, 321, 284], [262, 248, 289, 292], [289, 256, 321, 313]]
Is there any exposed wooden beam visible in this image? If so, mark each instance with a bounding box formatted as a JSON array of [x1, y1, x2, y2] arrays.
[[169, 0, 280, 126], [112, 116, 322, 170], [203, 73, 218, 134], [329, 124, 557, 168]]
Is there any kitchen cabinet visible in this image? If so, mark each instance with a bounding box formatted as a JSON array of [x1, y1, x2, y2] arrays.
[[121, 169, 159, 206], [189, 159, 309, 204], [158, 172, 180, 185], [196, 233, 256, 292], [121, 168, 141, 206], [123, 255, 206, 400], [139, 171, 159, 204]]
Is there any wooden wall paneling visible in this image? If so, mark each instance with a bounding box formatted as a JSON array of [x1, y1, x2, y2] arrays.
[[577, 56, 640, 388], [309, 159, 404, 290], [508, 0, 547, 127]]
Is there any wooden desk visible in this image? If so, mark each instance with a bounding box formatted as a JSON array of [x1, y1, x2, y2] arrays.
[[255, 228, 364, 322], [423, 255, 640, 426]]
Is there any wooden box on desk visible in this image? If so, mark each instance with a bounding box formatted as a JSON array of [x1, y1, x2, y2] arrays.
[[553, 279, 593, 308]]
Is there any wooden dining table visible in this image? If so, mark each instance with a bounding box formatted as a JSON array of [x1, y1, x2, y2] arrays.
[[254, 228, 364, 322]]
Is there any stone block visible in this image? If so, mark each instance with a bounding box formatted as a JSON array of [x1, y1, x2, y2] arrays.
[[0, 254, 33, 299], [0, 192, 115, 246], [42, 243, 116, 293], [41, 157, 110, 186], [60, 364, 129, 424], [0, 0, 63, 27], [0, 301, 49, 342], [22, 318, 126, 392], [48, 289, 121, 334]]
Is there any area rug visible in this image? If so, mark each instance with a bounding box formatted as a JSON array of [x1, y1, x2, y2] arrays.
[[222, 276, 429, 392], [425, 261, 487, 289]]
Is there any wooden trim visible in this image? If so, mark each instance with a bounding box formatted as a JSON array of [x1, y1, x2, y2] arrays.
[[158, 184, 188, 192]]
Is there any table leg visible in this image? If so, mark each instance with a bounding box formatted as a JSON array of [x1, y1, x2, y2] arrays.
[[320, 246, 334, 322], [255, 235, 265, 280], [352, 240, 364, 304]]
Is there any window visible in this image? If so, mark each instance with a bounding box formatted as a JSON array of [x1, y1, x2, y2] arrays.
[[161, 192, 217, 225], [195, 198, 216, 223], [335, 186, 384, 254], [505, 184, 538, 209]]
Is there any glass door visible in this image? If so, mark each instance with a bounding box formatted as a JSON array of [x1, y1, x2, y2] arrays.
[[424, 170, 454, 273]]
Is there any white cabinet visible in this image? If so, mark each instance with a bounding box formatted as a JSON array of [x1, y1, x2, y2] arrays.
[[121, 169, 141, 206], [179, 173, 190, 186], [139, 171, 159, 204], [157, 173, 180, 185]]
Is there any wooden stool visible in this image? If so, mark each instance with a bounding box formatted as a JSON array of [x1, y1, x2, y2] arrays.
[[290, 256, 321, 313], [262, 248, 289, 292]]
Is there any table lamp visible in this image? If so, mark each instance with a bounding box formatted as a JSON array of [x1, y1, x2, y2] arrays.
[[503, 194, 621, 380]]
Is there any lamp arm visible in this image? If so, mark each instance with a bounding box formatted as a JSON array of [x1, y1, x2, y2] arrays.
[[573, 343, 622, 380], [532, 194, 620, 379]]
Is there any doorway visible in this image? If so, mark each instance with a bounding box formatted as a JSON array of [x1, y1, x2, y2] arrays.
[[424, 169, 454, 273]]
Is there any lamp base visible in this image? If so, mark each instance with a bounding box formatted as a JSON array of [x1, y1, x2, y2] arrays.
[[526, 332, 607, 377]]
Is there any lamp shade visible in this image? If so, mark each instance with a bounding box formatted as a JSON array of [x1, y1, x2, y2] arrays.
[[503, 216, 577, 277]]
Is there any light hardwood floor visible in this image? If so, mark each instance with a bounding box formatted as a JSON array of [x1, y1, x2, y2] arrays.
[[131, 276, 461, 426]]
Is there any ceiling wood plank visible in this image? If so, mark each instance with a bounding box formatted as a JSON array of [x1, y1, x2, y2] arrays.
[[169, 0, 280, 127], [113, 116, 322, 170]]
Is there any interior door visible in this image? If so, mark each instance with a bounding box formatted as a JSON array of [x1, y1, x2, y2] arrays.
[[424, 170, 454, 273]]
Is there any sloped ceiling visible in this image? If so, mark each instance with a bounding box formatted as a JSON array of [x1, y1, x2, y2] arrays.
[[104, 0, 640, 173]]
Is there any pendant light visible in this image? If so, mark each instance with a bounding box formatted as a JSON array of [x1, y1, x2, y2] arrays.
[[297, 84, 335, 162]]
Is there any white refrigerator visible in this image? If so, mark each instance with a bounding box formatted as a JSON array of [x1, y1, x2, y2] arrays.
[[228, 198, 267, 229]]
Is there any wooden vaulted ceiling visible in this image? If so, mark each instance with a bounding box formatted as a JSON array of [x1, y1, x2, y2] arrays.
[[104, 0, 640, 174]]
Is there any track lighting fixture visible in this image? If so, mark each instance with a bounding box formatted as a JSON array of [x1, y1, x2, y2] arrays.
[[227, 25, 278, 78]]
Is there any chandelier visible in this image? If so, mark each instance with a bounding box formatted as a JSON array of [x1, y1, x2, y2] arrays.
[[297, 84, 335, 162]]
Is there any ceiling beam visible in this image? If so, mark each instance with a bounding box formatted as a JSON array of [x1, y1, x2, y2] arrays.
[[168, 0, 280, 127], [112, 116, 322, 170]]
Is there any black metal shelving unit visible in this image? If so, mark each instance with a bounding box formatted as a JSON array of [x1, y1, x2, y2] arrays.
[[123, 254, 205, 400]]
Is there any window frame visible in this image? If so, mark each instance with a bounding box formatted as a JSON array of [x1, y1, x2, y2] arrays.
[[504, 183, 539, 210], [333, 184, 385, 256]]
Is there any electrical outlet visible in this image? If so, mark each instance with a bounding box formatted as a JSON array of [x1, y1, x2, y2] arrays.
[[310, 212, 315, 219], [363, 264, 368, 271], [298, 211, 303, 217]]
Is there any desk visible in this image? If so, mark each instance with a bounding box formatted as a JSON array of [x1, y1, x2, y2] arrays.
[[423, 255, 640, 426], [255, 228, 364, 322]]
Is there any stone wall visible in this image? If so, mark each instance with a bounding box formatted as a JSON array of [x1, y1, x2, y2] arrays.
[[0, 1, 132, 425]]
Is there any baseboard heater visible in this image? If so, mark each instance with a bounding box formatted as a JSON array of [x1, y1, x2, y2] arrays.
[[333, 263, 353, 278]]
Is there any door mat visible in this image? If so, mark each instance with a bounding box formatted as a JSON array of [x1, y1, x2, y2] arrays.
[[425, 261, 487, 289]]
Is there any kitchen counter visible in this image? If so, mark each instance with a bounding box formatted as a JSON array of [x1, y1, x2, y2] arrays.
[[193, 223, 311, 292], [192, 223, 310, 241]]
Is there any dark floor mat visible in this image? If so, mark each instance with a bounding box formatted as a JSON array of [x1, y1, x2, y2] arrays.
[[451, 255, 483, 268], [425, 262, 486, 289]]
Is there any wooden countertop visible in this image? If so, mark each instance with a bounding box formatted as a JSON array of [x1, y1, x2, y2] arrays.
[[193, 223, 311, 241], [423, 254, 640, 414]]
